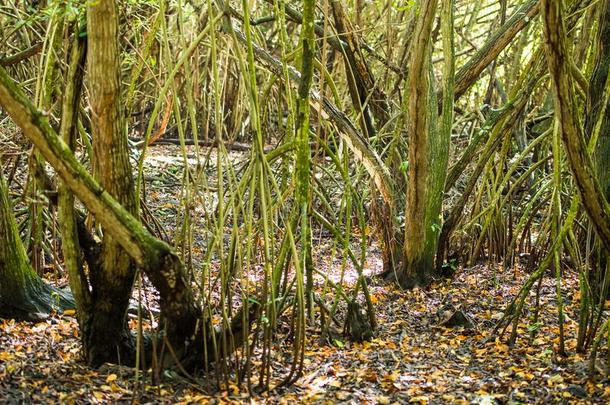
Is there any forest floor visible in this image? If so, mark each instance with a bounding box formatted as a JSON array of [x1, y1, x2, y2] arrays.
[[2, 263, 609, 404], [1, 145, 610, 404]]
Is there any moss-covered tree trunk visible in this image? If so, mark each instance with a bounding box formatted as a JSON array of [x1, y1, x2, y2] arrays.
[[584, 0, 610, 293], [0, 64, 203, 369], [584, 0, 610, 205], [586, 0, 610, 200], [541, 0, 610, 252], [393, 0, 453, 288], [296, 0, 315, 317], [0, 160, 73, 321]]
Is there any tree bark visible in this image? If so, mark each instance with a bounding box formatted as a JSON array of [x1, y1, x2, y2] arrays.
[[0, 65, 201, 368], [84, 0, 139, 367], [0, 159, 74, 321], [541, 0, 610, 252], [330, 0, 389, 138], [583, 0, 610, 290], [585, 0, 610, 199], [57, 27, 95, 356], [453, 0, 539, 101], [398, 0, 440, 288]]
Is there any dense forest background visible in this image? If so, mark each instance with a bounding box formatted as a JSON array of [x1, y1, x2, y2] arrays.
[[1, 0, 610, 402]]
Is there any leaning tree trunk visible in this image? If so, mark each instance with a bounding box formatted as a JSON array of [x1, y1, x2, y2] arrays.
[[0, 158, 73, 321], [0, 64, 203, 368], [541, 0, 610, 252], [57, 26, 94, 355], [452, 0, 539, 101]]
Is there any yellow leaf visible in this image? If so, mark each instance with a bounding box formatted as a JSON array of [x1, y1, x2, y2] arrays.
[[383, 370, 400, 382], [329, 380, 341, 388], [409, 396, 429, 404], [364, 370, 378, 382], [376, 395, 391, 404], [229, 383, 240, 395], [335, 391, 350, 400], [495, 343, 509, 353], [385, 341, 397, 349], [547, 374, 563, 386], [0, 352, 14, 361], [106, 374, 118, 383], [110, 383, 124, 393]]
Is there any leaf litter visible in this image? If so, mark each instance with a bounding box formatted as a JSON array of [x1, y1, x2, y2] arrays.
[[2, 261, 609, 403], [1, 145, 609, 404]]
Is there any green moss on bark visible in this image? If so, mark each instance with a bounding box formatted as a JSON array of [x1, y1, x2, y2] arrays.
[[0, 162, 73, 321]]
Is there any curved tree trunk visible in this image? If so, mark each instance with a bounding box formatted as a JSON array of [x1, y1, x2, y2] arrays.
[[541, 0, 610, 252], [0, 160, 74, 321]]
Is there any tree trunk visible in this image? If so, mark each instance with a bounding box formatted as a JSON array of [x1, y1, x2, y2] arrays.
[[541, 0, 610, 252], [81, 0, 140, 367], [296, 0, 315, 318], [583, 0, 610, 294], [395, 0, 447, 288], [452, 0, 538, 101], [0, 65, 202, 369], [585, 0, 610, 203], [57, 27, 96, 359], [0, 159, 73, 321]]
